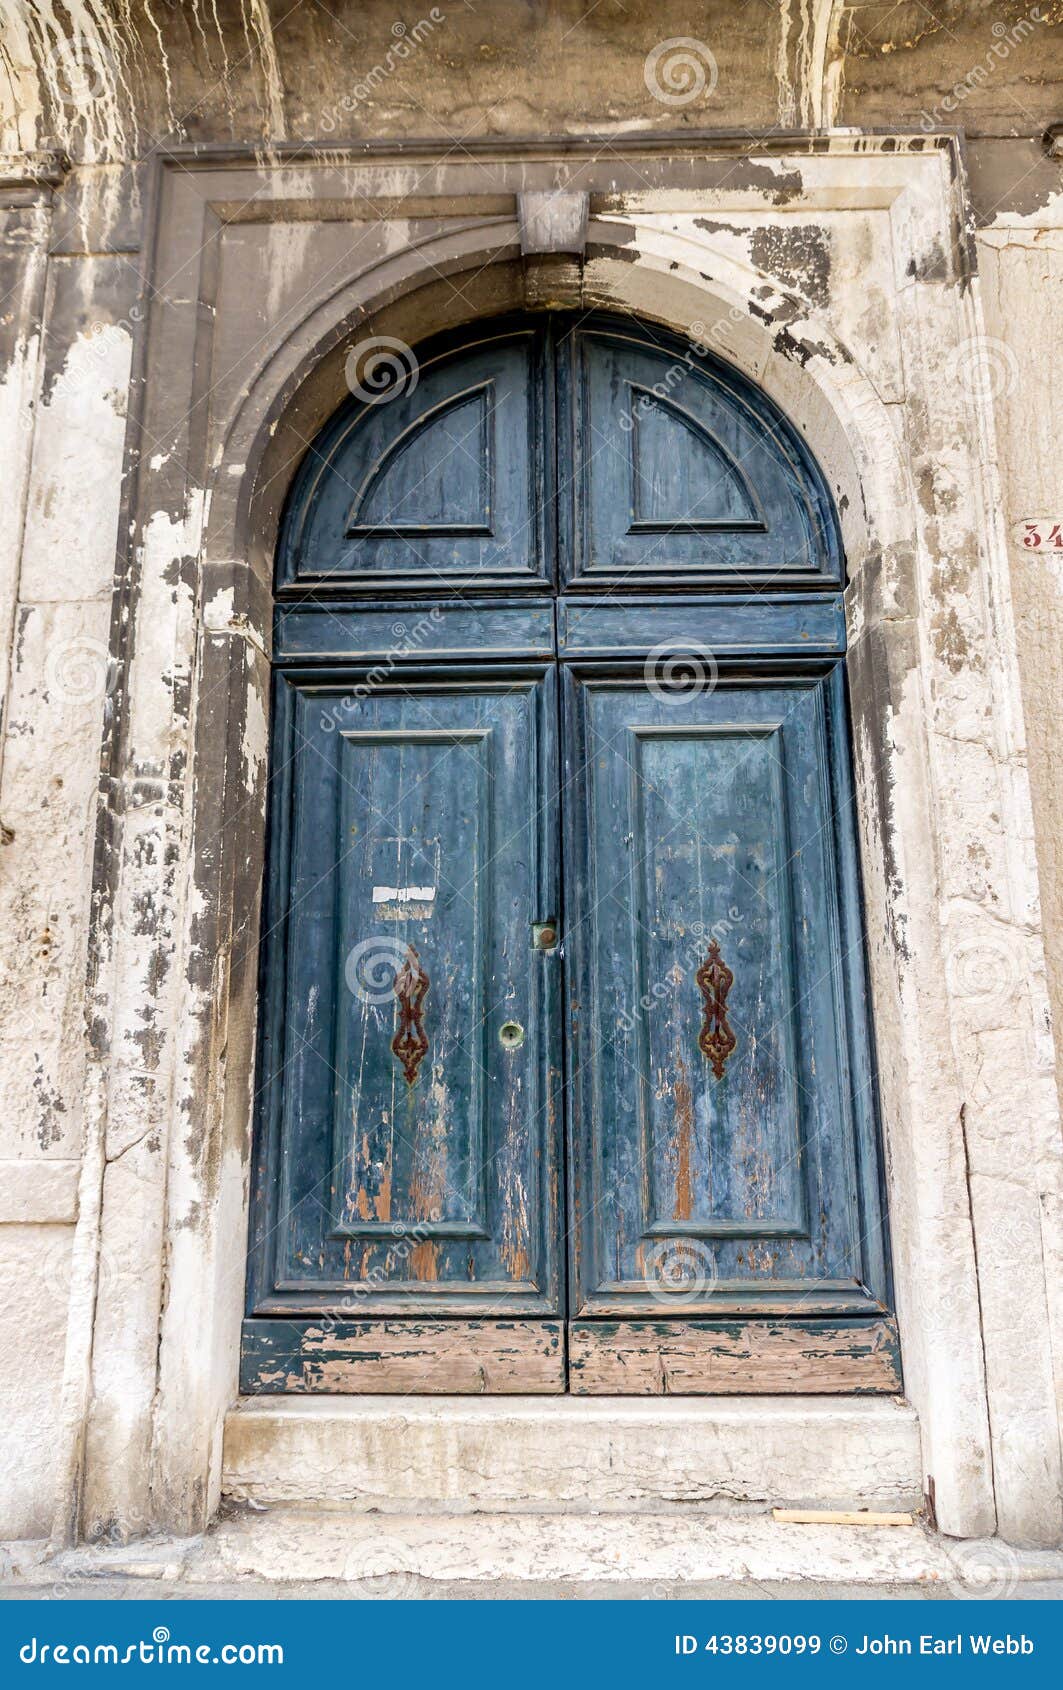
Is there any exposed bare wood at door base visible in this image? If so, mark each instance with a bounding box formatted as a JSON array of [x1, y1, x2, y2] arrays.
[[569, 1319, 902, 1395], [241, 1319, 565, 1394]]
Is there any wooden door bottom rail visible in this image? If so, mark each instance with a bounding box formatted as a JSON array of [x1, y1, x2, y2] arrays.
[[568, 1317, 902, 1395], [240, 1318, 565, 1394], [241, 1316, 900, 1395]]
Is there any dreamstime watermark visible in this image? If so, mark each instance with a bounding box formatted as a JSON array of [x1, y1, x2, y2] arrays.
[[313, 1212, 445, 1330], [919, 9, 1045, 131], [344, 934, 412, 1003], [644, 640, 719, 705], [644, 37, 718, 108], [618, 329, 705, 435], [319, 608, 444, 732], [45, 636, 115, 704], [644, 1237, 718, 1305], [618, 913, 743, 1034], [617, 316, 746, 432], [945, 1539, 1022, 1600], [44, 33, 115, 110], [18, 1628, 283, 1667], [344, 334, 420, 404], [19, 309, 145, 438], [945, 934, 1023, 1006], [945, 335, 1020, 404], [319, 11, 445, 132], [341, 1538, 419, 1596]]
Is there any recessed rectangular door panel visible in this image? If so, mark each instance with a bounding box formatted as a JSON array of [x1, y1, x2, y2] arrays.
[[248, 669, 561, 1317], [564, 664, 887, 1318]]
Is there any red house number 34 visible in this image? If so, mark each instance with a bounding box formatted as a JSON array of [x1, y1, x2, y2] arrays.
[[1020, 521, 1063, 549]]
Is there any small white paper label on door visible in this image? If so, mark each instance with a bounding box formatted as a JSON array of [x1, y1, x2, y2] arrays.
[[372, 885, 436, 919]]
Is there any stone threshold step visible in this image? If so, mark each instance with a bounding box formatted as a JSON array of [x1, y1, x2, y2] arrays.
[[223, 1395, 922, 1513], [27, 1513, 1063, 1596]]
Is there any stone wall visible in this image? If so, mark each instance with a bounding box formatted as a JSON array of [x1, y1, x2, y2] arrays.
[[0, 0, 1061, 1546]]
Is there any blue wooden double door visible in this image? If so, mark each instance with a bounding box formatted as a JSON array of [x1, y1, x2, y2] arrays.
[[244, 314, 898, 1395]]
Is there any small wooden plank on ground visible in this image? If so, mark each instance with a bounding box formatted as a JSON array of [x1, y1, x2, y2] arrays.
[[773, 1508, 915, 1527]]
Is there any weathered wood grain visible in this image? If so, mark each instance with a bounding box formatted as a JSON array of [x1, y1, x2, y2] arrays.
[[568, 1319, 902, 1395], [245, 312, 896, 1397], [241, 1319, 566, 1394], [564, 666, 891, 1321]]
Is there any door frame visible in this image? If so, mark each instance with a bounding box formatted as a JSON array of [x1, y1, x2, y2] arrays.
[[64, 137, 1061, 1545], [240, 313, 898, 1398]]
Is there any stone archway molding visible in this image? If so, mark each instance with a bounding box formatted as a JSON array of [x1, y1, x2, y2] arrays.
[[56, 137, 1061, 1551]]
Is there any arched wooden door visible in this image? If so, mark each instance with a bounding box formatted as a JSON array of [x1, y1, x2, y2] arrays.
[[243, 314, 898, 1395]]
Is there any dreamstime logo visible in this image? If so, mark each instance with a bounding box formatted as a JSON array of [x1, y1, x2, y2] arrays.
[[946, 335, 1019, 404], [644, 640, 718, 705], [17, 1626, 283, 1666], [643, 37, 718, 107], [617, 912, 743, 1035], [17, 1233, 129, 1312], [344, 335, 419, 404], [645, 1239, 717, 1305], [945, 1539, 1021, 1600], [317, 10, 446, 132], [344, 935, 410, 1004], [315, 1211, 444, 1331], [45, 636, 114, 704], [46, 35, 114, 109], [318, 609, 445, 732], [342, 1538, 419, 1597], [918, 8, 1044, 131], [945, 934, 1022, 1006]]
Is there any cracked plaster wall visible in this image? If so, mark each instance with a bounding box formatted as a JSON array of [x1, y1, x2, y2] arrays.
[[0, 0, 1061, 1546]]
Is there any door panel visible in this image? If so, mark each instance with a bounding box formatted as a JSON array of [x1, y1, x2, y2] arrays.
[[564, 662, 887, 1319], [560, 323, 841, 590], [278, 326, 549, 591], [248, 667, 562, 1319]]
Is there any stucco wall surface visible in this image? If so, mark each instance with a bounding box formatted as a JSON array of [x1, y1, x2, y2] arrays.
[[0, 0, 1060, 1551]]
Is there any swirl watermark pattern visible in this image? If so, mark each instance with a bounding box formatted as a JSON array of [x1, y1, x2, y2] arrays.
[[946, 335, 1019, 404], [342, 1537, 419, 1597], [46, 34, 115, 108], [344, 935, 412, 1004], [644, 1238, 718, 1305], [644, 640, 718, 705], [644, 38, 718, 108], [945, 1538, 1021, 1600], [945, 934, 1022, 1006], [45, 637, 114, 704], [345, 335, 419, 404]]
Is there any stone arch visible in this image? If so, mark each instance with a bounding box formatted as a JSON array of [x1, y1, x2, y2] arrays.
[[137, 219, 994, 1543], [202, 221, 911, 621]]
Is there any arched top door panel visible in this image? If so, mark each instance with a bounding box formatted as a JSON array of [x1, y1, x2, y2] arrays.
[[277, 313, 841, 594], [278, 324, 547, 591], [560, 322, 840, 588]]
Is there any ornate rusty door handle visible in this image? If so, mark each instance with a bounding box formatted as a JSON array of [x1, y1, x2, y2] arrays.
[[392, 944, 430, 1084], [696, 939, 736, 1079]]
